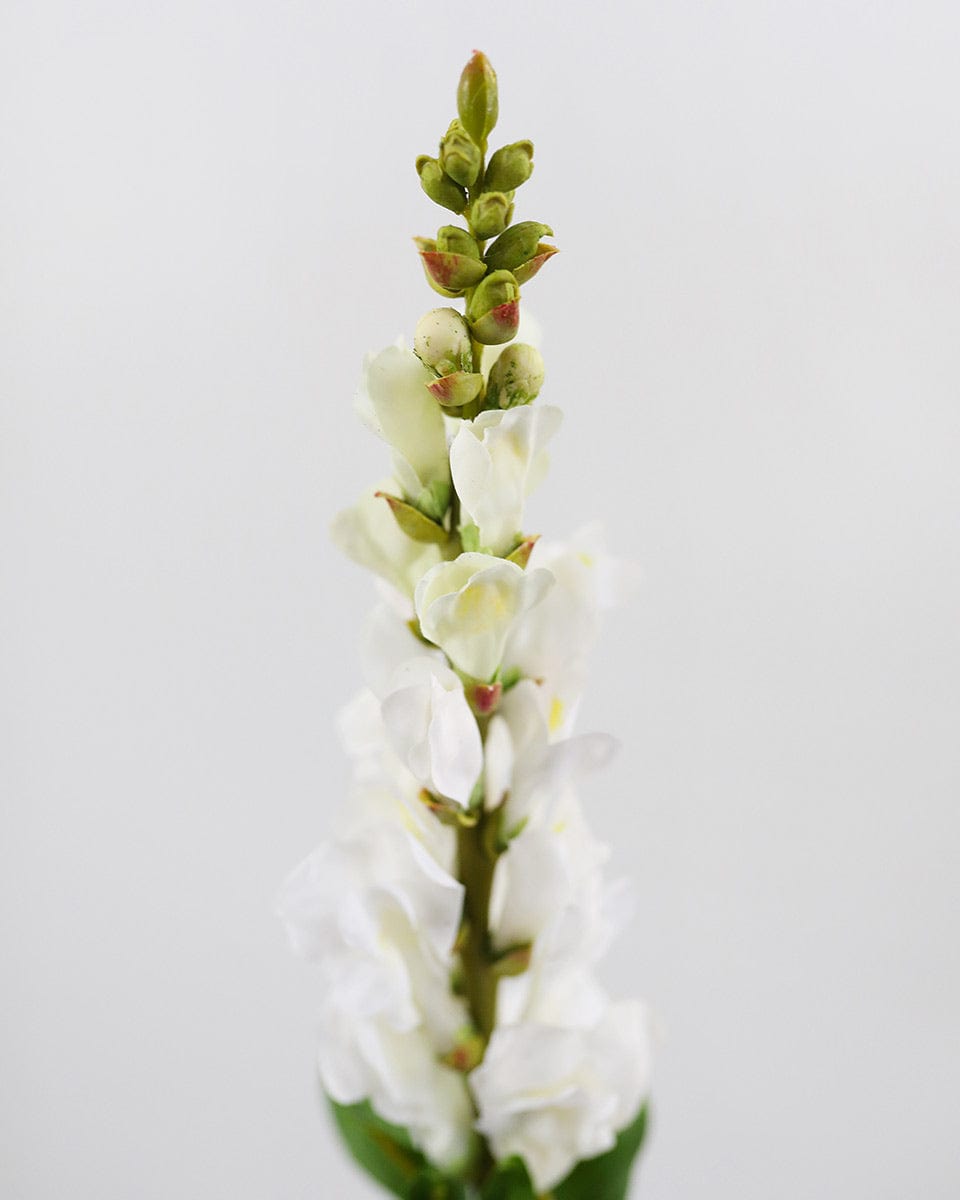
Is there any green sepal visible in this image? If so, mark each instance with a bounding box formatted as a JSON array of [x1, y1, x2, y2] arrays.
[[376, 492, 449, 544], [505, 535, 539, 567], [553, 1106, 649, 1200], [417, 479, 453, 523], [490, 941, 533, 977], [460, 523, 481, 553], [512, 244, 559, 285], [419, 788, 479, 827], [499, 665, 523, 691]]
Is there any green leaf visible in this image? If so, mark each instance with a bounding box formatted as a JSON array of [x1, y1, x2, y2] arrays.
[[410, 1169, 467, 1199], [552, 1107, 649, 1200], [329, 1099, 429, 1198], [480, 1157, 535, 1200]]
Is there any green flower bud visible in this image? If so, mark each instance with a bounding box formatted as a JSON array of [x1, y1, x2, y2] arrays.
[[436, 225, 481, 259], [468, 191, 514, 240], [375, 492, 449, 544], [485, 343, 545, 408], [426, 371, 484, 408], [466, 269, 520, 345], [414, 307, 473, 374], [457, 51, 498, 149], [438, 120, 482, 188], [483, 140, 534, 192], [416, 155, 467, 214], [485, 222, 554, 271], [441, 1027, 486, 1073]]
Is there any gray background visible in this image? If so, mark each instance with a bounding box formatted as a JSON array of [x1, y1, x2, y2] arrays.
[[2, 1, 958, 1197]]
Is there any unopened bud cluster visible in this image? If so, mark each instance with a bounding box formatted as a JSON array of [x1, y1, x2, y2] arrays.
[[413, 50, 556, 430]]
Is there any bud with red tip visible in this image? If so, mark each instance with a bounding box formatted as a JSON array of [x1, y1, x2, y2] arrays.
[[457, 51, 499, 149]]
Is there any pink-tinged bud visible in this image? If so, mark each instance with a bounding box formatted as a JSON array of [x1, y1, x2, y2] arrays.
[[418, 249, 487, 294], [467, 269, 520, 345], [469, 680, 503, 716], [506, 535, 539, 568], [443, 1027, 485, 1073], [470, 299, 520, 345], [426, 371, 484, 408]]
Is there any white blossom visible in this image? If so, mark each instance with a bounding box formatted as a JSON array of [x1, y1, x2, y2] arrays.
[[381, 658, 483, 807], [276, 816, 473, 1167], [331, 483, 442, 600], [355, 342, 450, 504], [482, 679, 618, 824], [470, 1001, 652, 1191], [503, 525, 641, 737], [415, 552, 553, 681], [449, 405, 562, 556]]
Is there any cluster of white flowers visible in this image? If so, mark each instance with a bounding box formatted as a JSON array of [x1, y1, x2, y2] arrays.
[[278, 338, 652, 1193]]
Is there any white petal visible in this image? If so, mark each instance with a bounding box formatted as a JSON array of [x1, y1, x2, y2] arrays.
[[427, 676, 483, 806]]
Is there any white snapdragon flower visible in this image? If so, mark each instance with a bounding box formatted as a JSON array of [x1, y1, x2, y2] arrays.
[[482, 679, 617, 822], [318, 1004, 474, 1168], [355, 343, 450, 506], [331, 482, 442, 601], [415, 553, 553, 681], [335, 693, 457, 874], [470, 1001, 652, 1191], [449, 405, 562, 556], [503, 525, 641, 737], [489, 785, 634, 1029], [381, 658, 483, 808], [276, 820, 473, 1167]]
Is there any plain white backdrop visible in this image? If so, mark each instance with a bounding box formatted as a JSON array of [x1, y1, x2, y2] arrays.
[[2, 2, 959, 1197]]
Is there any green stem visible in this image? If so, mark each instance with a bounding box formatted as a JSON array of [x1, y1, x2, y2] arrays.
[[456, 813, 498, 1044]]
